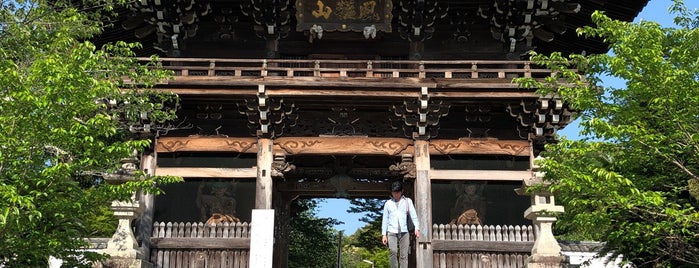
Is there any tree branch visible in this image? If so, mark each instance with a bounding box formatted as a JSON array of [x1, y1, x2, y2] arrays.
[[637, 140, 699, 180]]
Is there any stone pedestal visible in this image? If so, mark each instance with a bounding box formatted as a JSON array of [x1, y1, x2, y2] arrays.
[[99, 258, 153, 268], [101, 200, 153, 268], [524, 210, 565, 268]]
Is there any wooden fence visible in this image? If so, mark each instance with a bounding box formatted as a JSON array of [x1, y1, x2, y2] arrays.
[[150, 222, 251, 268], [432, 224, 535, 268], [147, 222, 534, 268]]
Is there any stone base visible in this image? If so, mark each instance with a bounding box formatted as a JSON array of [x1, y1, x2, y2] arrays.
[[95, 258, 153, 268], [526, 255, 566, 268]]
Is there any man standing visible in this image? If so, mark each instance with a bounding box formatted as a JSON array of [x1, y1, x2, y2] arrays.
[[381, 181, 420, 268]]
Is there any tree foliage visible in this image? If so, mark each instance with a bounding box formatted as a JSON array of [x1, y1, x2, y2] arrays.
[[516, 1, 699, 266], [0, 0, 181, 266], [343, 225, 390, 268], [287, 198, 390, 267], [348, 198, 385, 249], [288, 199, 341, 268]]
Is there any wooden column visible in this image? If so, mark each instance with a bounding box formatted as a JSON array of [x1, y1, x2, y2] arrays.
[[410, 41, 424, 60], [413, 139, 433, 266], [273, 193, 294, 268], [256, 138, 274, 209], [266, 39, 279, 59], [137, 152, 156, 261]]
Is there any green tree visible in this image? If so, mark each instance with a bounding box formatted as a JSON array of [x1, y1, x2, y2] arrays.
[[288, 199, 341, 268], [348, 198, 385, 249], [344, 225, 390, 268], [0, 0, 180, 266], [345, 198, 389, 267], [517, 1, 699, 266]]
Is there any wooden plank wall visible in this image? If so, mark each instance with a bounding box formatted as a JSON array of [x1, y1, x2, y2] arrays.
[[150, 222, 251, 268], [432, 224, 534, 268]]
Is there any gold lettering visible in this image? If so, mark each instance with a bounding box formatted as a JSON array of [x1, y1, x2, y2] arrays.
[[312, 0, 332, 19]]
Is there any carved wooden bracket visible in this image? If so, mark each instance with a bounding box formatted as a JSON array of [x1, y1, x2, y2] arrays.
[[389, 154, 416, 179], [123, 0, 211, 56], [478, 0, 581, 53], [507, 98, 572, 151], [271, 154, 296, 177], [396, 0, 448, 42], [325, 107, 362, 136], [390, 87, 450, 140], [241, 0, 293, 40], [238, 85, 298, 138]]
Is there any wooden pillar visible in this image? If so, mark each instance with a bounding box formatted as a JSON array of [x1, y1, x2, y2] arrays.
[[273, 193, 294, 268], [256, 138, 274, 209], [410, 41, 424, 60], [413, 139, 433, 267], [266, 39, 279, 59], [137, 152, 156, 260]]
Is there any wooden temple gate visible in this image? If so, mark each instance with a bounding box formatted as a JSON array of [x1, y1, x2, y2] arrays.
[[90, 0, 648, 266], [122, 58, 567, 268]]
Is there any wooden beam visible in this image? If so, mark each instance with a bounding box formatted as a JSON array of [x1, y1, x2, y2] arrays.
[[432, 240, 533, 253], [156, 137, 258, 153], [430, 170, 531, 181], [155, 136, 530, 156], [430, 139, 530, 156], [276, 180, 392, 196], [274, 137, 413, 156], [150, 237, 250, 250], [154, 167, 257, 178]]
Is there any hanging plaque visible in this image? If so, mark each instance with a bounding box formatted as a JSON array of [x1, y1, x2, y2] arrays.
[[296, 0, 393, 33]]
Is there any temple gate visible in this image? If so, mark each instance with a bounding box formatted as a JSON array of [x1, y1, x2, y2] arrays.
[[92, 0, 652, 267]]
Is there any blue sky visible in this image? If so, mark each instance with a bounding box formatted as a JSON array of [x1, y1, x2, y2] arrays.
[[316, 0, 699, 236]]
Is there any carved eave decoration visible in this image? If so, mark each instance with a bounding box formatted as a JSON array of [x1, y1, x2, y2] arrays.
[[274, 137, 412, 156], [396, 0, 448, 42], [507, 97, 572, 151], [477, 0, 580, 54], [430, 139, 530, 157], [123, 0, 212, 56], [156, 137, 258, 153], [390, 87, 450, 140], [237, 85, 298, 139], [240, 0, 293, 40], [324, 107, 363, 136]]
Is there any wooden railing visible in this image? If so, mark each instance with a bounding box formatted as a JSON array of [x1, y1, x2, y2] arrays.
[[139, 58, 556, 80], [432, 224, 534, 268], [150, 221, 251, 268]]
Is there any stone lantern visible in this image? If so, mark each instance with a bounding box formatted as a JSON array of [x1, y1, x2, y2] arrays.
[[518, 156, 566, 268], [101, 151, 151, 268]]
